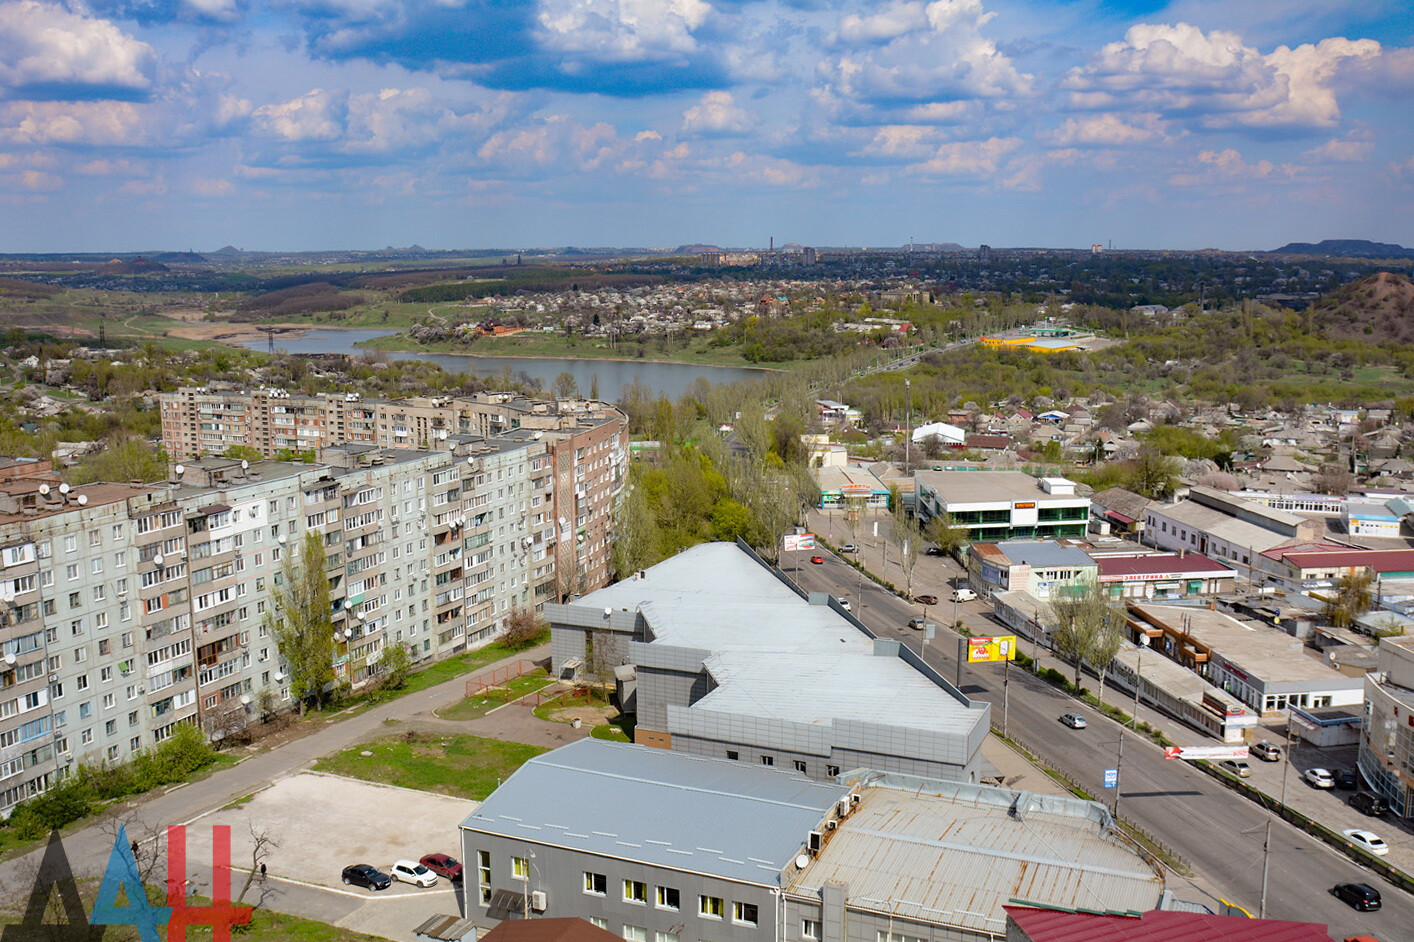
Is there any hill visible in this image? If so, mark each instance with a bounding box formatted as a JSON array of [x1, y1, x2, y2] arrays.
[[1271, 238, 1414, 259], [95, 256, 169, 274], [152, 251, 207, 264], [1308, 271, 1414, 343]]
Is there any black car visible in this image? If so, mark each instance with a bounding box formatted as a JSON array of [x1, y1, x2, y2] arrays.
[[1333, 882, 1381, 912], [925, 547, 946, 556], [1334, 768, 1359, 789], [342, 864, 392, 891], [1350, 791, 1390, 817]]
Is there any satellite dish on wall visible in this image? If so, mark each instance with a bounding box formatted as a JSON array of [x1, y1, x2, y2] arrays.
[[241, 460, 250, 470], [174, 464, 185, 476], [77, 494, 88, 506], [153, 555, 164, 567], [39, 484, 50, 495]]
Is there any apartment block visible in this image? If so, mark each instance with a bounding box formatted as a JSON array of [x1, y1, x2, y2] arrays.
[[1, 408, 618, 816]]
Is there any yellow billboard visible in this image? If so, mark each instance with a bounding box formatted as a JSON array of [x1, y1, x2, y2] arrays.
[[966, 635, 1018, 663]]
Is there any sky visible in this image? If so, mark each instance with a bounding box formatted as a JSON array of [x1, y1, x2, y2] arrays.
[[1, 0, 1411, 253]]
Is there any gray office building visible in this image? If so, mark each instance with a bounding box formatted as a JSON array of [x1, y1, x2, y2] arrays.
[[459, 740, 1166, 942], [546, 542, 990, 784]]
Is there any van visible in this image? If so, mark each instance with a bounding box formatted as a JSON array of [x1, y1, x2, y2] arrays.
[[951, 587, 977, 603], [1350, 791, 1389, 817], [1251, 741, 1282, 762]]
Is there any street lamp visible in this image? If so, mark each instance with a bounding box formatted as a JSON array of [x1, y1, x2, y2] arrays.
[[904, 378, 912, 473], [1131, 634, 1149, 728]]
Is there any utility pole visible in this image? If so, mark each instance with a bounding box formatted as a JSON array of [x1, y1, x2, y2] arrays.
[[1260, 820, 1271, 918], [904, 378, 912, 473]]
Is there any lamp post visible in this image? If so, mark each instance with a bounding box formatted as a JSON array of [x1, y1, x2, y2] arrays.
[[1131, 634, 1149, 728], [904, 379, 912, 473]]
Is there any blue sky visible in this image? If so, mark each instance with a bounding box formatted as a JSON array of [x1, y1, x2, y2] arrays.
[[1, 0, 1410, 252]]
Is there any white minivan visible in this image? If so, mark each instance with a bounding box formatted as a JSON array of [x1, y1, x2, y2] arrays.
[[951, 587, 977, 603]]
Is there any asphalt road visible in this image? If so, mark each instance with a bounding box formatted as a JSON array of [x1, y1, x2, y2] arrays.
[[790, 550, 1412, 940]]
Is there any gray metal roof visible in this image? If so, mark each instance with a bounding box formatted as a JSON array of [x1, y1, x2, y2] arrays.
[[461, 740, 848, 887], [995, 540, 1096, 570], [789, 777, 1163, 935]]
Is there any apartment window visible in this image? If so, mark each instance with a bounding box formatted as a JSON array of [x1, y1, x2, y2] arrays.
[[656, 933, 679, 942], [64, 535, 77, 553], [105, 720, 116, 736], [103, 693, 115, 709], [623, 880, 647, 904], [733, 903, 758, 927], [699, 896, 724, 919], [622, 928, 647, 942], [68, 591, 80, 607], [81, 729, 93, 745], [802, 921, 821, 940], [101, 667, 112, 682], [476, 849, 491, 906], [826, 765, 840, 777], [878, 933, 925, 942], [793, 760, 807, 774], [656, 887, 680, 911], [66, 564, 78, 581], [584, 872, 607, 896], [589, 918, 608, 931], [511, 856, 529, 880]]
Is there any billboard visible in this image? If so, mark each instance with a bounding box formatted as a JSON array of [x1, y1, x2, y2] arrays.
[[966, 635, 1017, 663], [783, 533, 816, 552], [1163, 745, 1251, 761]]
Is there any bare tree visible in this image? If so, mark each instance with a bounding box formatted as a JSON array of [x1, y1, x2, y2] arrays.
[[1049, 580, 1126, 692], [234, 824, 280, 908], [502, 606, 547, 650]]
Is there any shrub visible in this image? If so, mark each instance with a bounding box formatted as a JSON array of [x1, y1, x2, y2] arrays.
[[6, 778, 94, 838]]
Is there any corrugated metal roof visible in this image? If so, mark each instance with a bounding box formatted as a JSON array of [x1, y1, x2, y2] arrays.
[[995, 541, 1095, 570], [1275, 547, 1414, 573], [1097, 554, 1235, 578], [790, 781, 1162, 936], [1003, 905, 1334, 942], [461, 740, 847, 887]]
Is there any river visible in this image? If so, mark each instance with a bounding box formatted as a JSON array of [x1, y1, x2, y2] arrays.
[[236, 329, 770, 400]]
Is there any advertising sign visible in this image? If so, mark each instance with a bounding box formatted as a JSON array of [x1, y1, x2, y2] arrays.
[[966, 635, 1017, 663], [1103, 768, 1118, 789], [782, 533, 816, 552], [1163, 745, 1251, 761]]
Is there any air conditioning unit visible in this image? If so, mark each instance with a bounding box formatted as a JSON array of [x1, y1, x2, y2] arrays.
[[825, 821, 837, 831], [530, 891, 547, 912]]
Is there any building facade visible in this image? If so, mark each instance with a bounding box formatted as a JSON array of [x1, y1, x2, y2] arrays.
[[913, 472, 1089, 542], [1358, 636, 1414, 818]]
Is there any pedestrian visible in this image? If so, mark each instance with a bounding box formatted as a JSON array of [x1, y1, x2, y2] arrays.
[[131, 840, 139, 858], [260, 863, 267, 880]]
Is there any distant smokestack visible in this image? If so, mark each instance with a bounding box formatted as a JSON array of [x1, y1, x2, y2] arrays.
[[769, 236, 774, 255]]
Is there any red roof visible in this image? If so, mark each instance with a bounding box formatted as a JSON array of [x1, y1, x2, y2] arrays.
[[1274, 547, 1414, 573], [1096, 554, 1235, 578], [479, 919, 626, 942], [1004, 906, 1333, 942]]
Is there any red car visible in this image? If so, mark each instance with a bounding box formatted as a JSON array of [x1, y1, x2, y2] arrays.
[[810, 555, 824, 564], [419, 853, 463, 882], [914, 595, 939, 605]]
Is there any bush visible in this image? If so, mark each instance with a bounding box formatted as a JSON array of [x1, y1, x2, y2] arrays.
[[6, 778, 94, 839]]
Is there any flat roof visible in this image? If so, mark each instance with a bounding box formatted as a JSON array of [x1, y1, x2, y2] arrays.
[[994, 540, 1095, 570], [791, 776, 1163, 936], [0, 481, 156, 525], [462, 740, 847, 887], [1130, 604, 1357, 685], [915, 470, 1087, 505], [1097, 554, 1236, 578], [1148, 502, 1292, 552]]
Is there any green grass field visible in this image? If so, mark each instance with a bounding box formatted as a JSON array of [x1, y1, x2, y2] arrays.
[[437, 672, 556, 721], [312, 733, 547, 799]]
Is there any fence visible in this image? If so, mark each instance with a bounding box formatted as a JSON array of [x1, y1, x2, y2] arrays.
[[529, 686, 601, 709], [464, 659, 540, 698]]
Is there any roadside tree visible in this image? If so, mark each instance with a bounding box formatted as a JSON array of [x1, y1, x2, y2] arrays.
[[266, 532, 335, 715]]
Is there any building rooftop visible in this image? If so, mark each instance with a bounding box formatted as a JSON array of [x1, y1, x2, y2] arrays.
[[0, 481, 156, 525], [993, 540, 1096, 570], [1002, 905, 1334, 942], [1268, 547, 1414, 573], [1149, 501, 1293, 553], [790, 775, 1163, 937], [915, 471, 1086, 505], [461, 739, 848, 887], [1097, 554, 1236, 578]]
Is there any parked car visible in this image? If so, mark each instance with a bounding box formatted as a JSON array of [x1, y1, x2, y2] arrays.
[[1059, 713, 1087, 729], [1334, 768, 1359, 789], [1251, 741, 1282, 762], [839, 544, 858, 553], [835, 597, 851, 612], [390, 859, 438, 886], [1350, 791, 1390, 817], [1304, 767, 1335, 788], [1219, 760, 1252, 778], [925, 547, 945, 556], [1333, 882, 1381, 911], [1341, 829, 1389, 857], [914, 594, 939, 605], [951, 588, 977, 603], [419, 853, 463, 881], [810, 555, 824, 565], [341, 864, 391, 891]]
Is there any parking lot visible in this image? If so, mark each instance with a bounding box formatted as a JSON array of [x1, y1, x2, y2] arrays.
[[180, 771, 478, 941]]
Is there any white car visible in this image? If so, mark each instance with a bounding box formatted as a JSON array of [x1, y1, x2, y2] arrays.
[[1303, 767, 1335, 789], [1341, 829, 1389, 856], [390, 859, 438, 887], [835, 597, 851, 612]]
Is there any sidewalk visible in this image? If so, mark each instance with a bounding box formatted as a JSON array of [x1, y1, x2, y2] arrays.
[[807, 507, 1414, 880]]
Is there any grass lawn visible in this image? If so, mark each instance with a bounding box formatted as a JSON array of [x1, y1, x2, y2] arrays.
[[437, 672, 556, 721], [312, 733, 547, 800]]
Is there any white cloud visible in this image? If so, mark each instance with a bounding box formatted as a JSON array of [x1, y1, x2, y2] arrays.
[[1301, 138, 1373, 162], [1064, 22, 1380, 130], [189, 177, 235, 196], [1049, 113, 1173, 147], [681, 91, 751, 135], [817, 0, 1031, 122], [252, 89, 346, 142], [1168, 147, 1303, 186], [906, 136, 1020, 177], [537, 0, 711, 62], [0, 100, 144, 146], [0, 1, 154, 98], [722, 151, 820, 188]]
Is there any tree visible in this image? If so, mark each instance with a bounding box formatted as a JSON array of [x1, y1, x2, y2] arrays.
[[1049, 580, 1126, 691], [613, 482, 663, 578], [895, 509, 922, 597], [66, 434, 168, 485], [1129, 444, 1180, 498], [234, 823, 279, 908], [378, 643, 412, 690], [1312, 463, 1354, 496], [266, 532, 335, 715], [925, 513, 968, 556], [552, 371, 580, 398], [1323, 570, 1374, 629], [503, 606, 547, 650]]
